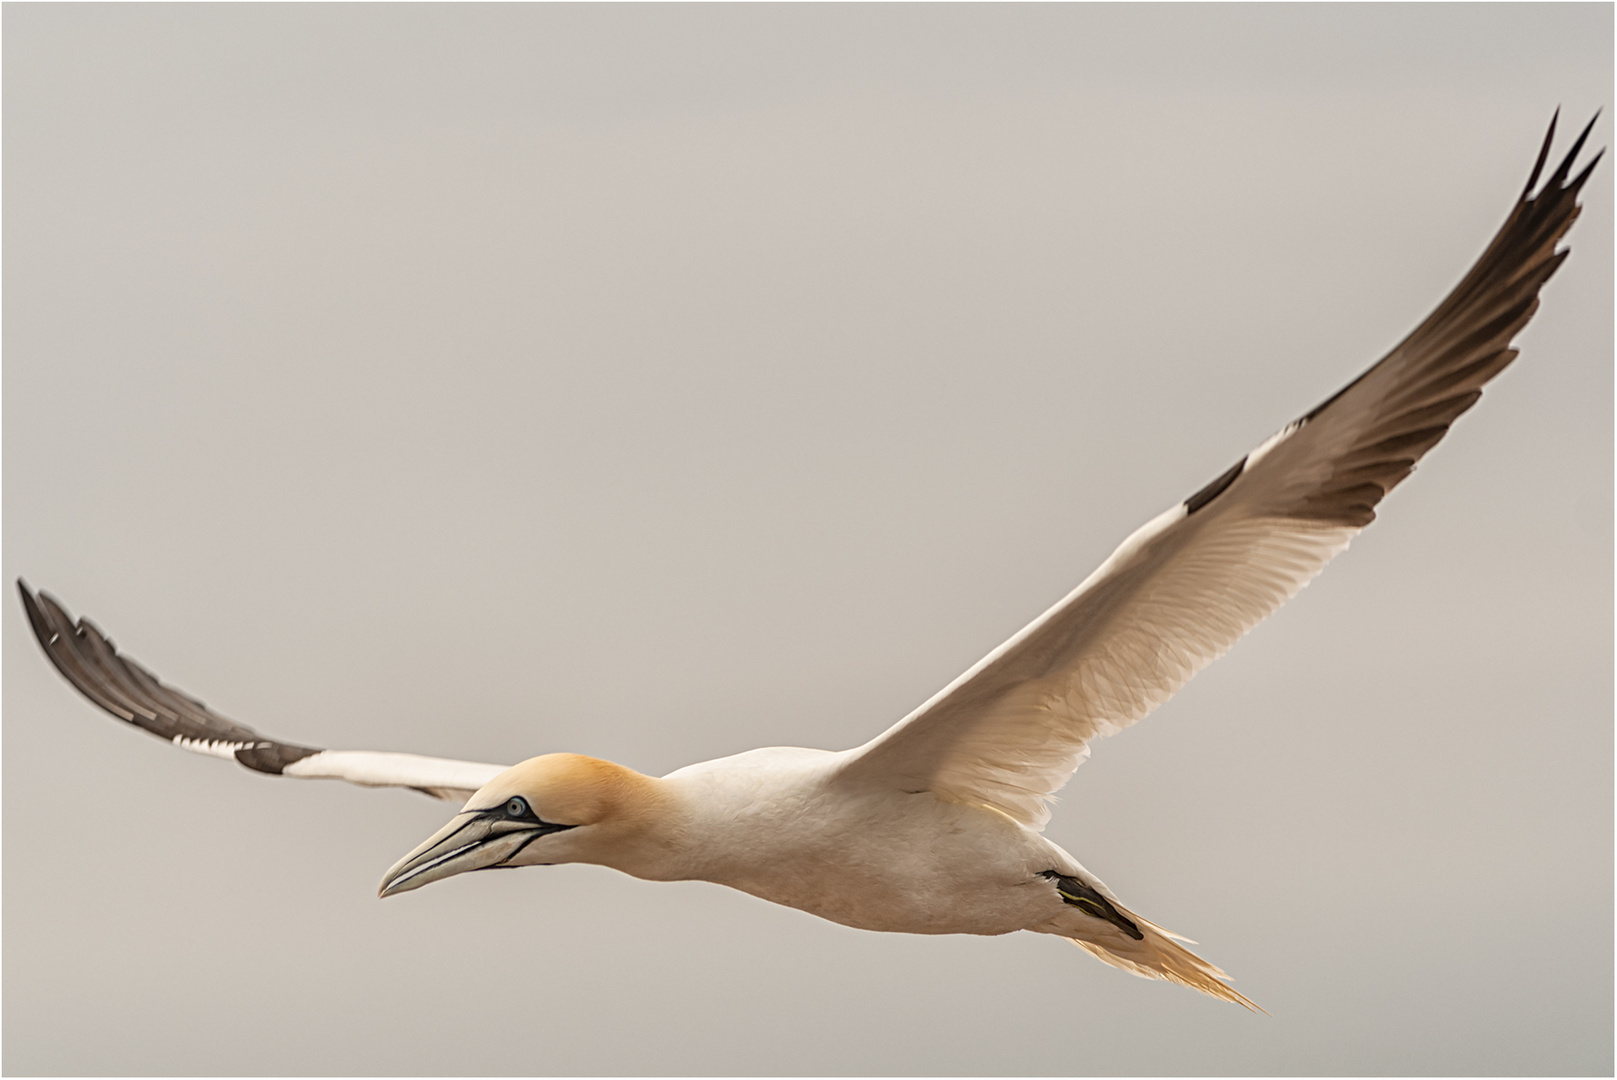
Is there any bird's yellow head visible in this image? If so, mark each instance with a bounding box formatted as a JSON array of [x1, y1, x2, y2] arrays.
[[377, 753, 673, 897]]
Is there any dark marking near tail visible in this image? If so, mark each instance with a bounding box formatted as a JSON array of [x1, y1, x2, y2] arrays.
[[1184, 456, 1246, 515], [1041, 870, 1143, 939]]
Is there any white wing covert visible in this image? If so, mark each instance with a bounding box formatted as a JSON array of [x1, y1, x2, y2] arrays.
[[836, 115, 1600, 829], [19, 582, 508, 802]]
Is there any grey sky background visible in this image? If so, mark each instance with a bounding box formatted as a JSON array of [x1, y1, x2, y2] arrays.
[[4, 5, 1611, 1075]]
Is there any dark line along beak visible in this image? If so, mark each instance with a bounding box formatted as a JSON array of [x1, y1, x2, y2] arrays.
[[378, 809, 565, 898]]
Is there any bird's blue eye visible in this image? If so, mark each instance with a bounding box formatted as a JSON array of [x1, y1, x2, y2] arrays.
[[505, 797, 528, 818]]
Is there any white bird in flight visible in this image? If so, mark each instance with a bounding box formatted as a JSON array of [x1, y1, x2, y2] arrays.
[[20, 115, 1600, 1011]]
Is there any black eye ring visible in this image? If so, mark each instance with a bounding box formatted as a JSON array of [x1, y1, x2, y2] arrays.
[[504, 797, 529, 818]]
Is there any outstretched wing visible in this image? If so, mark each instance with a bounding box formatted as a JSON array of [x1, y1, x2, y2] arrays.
[[18, 581, 508, 802], [837, 114, 1602, 829]]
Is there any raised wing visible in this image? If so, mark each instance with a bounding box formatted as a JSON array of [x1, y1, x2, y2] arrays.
[[18, 581, 508, 801], [837, 114, 1601, 829]]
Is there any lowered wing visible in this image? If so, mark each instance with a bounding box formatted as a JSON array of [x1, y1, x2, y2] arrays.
[[18, 581, 508, 802], [836, 114, 1601, 829]]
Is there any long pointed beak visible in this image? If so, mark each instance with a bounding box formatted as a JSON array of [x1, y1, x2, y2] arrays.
[[378, 810, 545, 898]]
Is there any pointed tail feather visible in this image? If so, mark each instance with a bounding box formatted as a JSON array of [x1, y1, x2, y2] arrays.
[[1066, 917, 1265, 1012]]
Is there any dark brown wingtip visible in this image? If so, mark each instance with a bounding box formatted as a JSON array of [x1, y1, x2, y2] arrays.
[[14, 582, 86, 697], [1522, 109, 1560, 199], [17, 579, 51, 633], [17, 579, 46, 640], [1571, 146, 1605, 192], [16, 584, 322, 772], [18, 581, 69, 669], [1546, 111, 1601, 192]]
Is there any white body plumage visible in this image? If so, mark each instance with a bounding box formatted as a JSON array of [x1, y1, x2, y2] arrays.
[[662, 747, 1078, 936]]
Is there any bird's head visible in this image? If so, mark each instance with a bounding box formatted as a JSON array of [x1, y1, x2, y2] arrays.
[[377, 753, 676, 897]]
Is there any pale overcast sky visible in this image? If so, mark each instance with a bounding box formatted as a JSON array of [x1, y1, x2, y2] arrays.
[[5, 5, 1610, 1075]]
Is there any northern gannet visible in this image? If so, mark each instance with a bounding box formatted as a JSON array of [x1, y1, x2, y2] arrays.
[[18, 115, 1600, 1011]]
